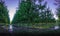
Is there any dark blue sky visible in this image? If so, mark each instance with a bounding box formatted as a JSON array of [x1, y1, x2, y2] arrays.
[[4, 0, 57, 21]]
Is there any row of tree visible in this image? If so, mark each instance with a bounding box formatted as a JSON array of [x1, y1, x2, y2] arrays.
[[12, 0, 56, 24], [0, 0, 60, 25], [0, 0, 10, 25], [54, 0, 60, 22]]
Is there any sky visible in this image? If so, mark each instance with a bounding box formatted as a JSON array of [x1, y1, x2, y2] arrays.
[[4, 0, 58, 22], [5, 0, 18, 22]]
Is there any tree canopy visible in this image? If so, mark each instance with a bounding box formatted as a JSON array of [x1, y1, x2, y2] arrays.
[[12, 0, 56, 24], [0, 0, 10, 24]]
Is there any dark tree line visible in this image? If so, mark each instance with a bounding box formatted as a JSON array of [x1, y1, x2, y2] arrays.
[[12, 0, 56, 25], [0, 0, 57, 26], [54, 0, 60, 21], [0, 0, 10, 25]]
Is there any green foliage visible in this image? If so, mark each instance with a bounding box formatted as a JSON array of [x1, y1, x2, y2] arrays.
[[56, 7, 60, 20], [37, 1, 56, 23], [12, 0, 40, 24], [54, 0, 60, 23], [0, 1, 10, 24], [12, 0, 56, 27], [44, 7, 56, 23]]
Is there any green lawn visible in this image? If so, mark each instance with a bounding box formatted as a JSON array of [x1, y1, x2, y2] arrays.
[[13, 23, 56, 29]]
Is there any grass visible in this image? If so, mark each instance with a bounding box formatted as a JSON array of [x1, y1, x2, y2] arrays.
[[0, 26, 9, 33], [13, 23, 56, 29], [14, 26, 60, 34]]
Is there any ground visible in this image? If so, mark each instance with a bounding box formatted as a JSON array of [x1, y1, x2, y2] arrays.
[[0, 24, 60, 34]]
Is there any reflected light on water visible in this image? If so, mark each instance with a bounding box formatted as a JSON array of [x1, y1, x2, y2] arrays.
[[9, 25, 13, 32], [54, 26, 59, 29]]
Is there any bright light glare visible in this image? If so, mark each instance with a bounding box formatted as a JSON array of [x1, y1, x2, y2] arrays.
[[54, 15, 58, 20], [9, 25, 13, 31], [54, 26, 59, 29], [8, 8, 16, 22]]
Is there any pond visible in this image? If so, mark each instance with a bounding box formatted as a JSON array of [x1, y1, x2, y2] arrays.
[[54, 26, 59, 29], [8, 25, 13, 33]]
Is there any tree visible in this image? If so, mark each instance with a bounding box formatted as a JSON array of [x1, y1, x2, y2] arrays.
[[54, 0, 60, 26], [12, 0, 55, 27], [36, 0, 56, 23], [54, 0, 60, 21], [12, 0, 31, 24], [44, 7, 56, 23], [0, 0, 10, 25], [38, 0, 47, 23], [12, 0, 40, 24]]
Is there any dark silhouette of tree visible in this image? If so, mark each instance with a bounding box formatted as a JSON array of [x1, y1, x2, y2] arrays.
[[44, 7, 56, 23], [12, 0, 40, 24], [0, 0, 10, 25], [12, 0, 55, 27], [54, 0, 60, 26], [35, 0, 55, 23]]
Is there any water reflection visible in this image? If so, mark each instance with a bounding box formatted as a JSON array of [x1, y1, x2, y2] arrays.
[[8, 25, 13, 32], [54, 26, 59, 29]]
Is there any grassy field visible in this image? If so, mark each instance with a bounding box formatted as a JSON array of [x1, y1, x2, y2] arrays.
[[13, 23, 56, 29]]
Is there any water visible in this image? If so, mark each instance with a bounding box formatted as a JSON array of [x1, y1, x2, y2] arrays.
[[54, 26, 59, 29], [8, 25, 13, 33]]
